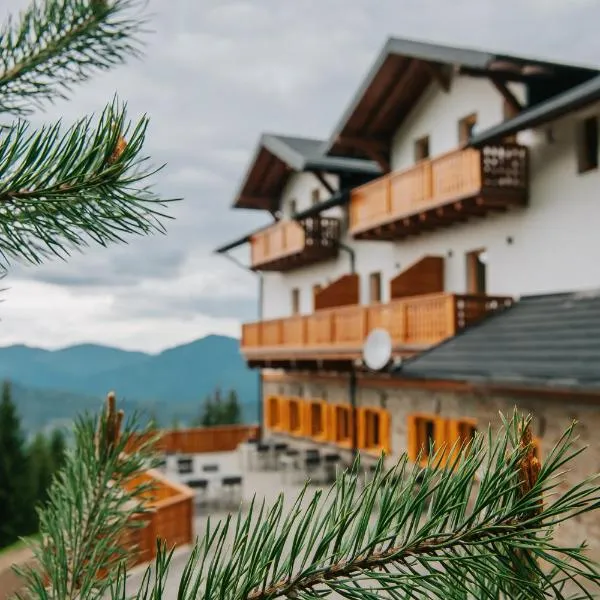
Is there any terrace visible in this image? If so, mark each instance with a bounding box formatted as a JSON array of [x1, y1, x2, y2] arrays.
[[250, 217, 341, 271], [349, 144, 528, 240]]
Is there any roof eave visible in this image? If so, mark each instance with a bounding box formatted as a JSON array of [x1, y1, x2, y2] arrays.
[[470, 74, 600, 147]]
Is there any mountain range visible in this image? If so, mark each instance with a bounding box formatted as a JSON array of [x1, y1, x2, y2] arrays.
[[0, 335, 258, 433]]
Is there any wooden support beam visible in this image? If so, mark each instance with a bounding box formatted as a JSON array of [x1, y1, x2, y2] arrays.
[[369, 59, 423, 130], [490, 77, 523, 114], [313, 171, 335, 195], [422, 61, 451, 92]]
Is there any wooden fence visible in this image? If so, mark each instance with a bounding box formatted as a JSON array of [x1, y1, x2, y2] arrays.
[[125, 423, 259, 455], [121, 468, 195, 567]]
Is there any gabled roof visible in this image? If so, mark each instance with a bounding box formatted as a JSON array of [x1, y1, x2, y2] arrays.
[[232, 133, 381, 211], [325, 36, 599, 161], [470, 74, 600, 147], [397, 290, 600, 392]]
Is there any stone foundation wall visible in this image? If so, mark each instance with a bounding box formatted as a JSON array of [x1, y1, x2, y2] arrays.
[[262, 375, 600, 561]]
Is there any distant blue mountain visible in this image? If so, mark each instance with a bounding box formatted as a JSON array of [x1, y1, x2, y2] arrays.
[[0, 335, 258, 431]]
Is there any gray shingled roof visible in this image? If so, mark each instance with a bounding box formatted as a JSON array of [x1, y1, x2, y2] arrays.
[[470, 74, 600, 147], [397, 291, 600, 391], [261, 133, 381, 175]]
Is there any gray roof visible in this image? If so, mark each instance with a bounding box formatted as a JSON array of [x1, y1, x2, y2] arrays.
[[470, 74, 600, 147], [261, 133, 381, 175], [397, 291, 600, 391]]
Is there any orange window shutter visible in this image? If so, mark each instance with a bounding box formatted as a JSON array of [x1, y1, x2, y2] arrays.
[[446, 419, 460, 465], [302, 401, 311, 436], [281, 397, 289, 433], [407, 415, 418, 462], [380, 409, 391, 455], [264, 396, 271, 429], [327, 404, 336, 442], [434, 416, 448, 465]]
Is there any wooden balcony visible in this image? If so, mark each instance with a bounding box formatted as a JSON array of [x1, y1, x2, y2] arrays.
[[250, 217, 340, 271], [241, 292, 512, 365], [350, 144, 528, 240]]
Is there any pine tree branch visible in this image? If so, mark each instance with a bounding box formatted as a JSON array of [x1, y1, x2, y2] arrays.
[[0, 97, 176, 268], [15, 393, 161, 600], [116, 413, 600, 600], [0, 0, 150, 117]]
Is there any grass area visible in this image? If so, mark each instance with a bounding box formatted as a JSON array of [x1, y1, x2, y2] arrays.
[[0, 534, 39, 557]]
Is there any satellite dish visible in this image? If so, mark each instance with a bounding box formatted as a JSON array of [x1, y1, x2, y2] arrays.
[[362, 328, 393, 371]]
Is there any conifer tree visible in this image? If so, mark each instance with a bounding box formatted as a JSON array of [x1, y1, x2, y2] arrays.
[[223, 389, 242, 425], [0, 380, 33, 546], [28, 432, 54, 509], [49, 428, 67, 474]]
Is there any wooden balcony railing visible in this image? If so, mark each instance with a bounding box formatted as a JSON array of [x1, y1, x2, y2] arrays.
[[250, 217, 340, 271], [350, 144, 528, 239], [241, 293, 512, 358], [121, 469, 194, 568], [125, 424, 259, 455]]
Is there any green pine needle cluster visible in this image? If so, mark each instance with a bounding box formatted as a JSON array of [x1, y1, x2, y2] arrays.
[[16, 400, 160, 599], [21, 408, 600, 600], [0, 0, 176, 270]]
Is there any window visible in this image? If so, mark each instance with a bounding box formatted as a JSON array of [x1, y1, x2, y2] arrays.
[[577, 116, 598, 173], [309, 402, 324, 437], [333, 405, 352, 444], [311, 188, 320, 205], [466, 249, 487, 294], [359, 407, 390, 453], [365, 410, 381, 448], [291, 288, 300, 315], [289, 198, 297, 216], [265, 396, 281, 429], [414, 136, 430, 162], [369, 272, 382, 304], [456, 420, 477, 445], [444, 418, 478, 467], [408, 415, 440, 463], [458, 114, 477, 145], [288, 398, 302, 434]]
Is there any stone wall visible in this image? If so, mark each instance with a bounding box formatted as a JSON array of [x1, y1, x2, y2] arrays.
[[262, 375, 600, 561]]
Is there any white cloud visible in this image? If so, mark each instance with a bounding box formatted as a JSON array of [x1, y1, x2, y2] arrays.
[[0, 280, 240, 353], [2, 0, 600, 352]]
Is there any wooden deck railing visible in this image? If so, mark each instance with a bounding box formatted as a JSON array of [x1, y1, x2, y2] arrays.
[[250, 217, 340, 270], [251, 220, 305, 266], [350, 144, 528, 235], [121, 469, 194, 568], [241, 293, 512, 352], [125, 424, 259, 455]]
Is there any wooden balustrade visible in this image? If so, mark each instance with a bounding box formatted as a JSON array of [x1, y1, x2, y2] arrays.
[[241, 293, 512, 357], [126, 424, 259, 455], [250, 217, 340, 271], [121, 469, 194, 568], [350, 144, 528, 239]]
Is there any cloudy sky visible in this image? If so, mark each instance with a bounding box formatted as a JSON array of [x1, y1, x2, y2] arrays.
[[1, 0, 599, 353]]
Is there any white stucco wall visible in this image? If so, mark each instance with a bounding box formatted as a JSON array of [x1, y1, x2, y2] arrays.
[[260, 78, 600, 321], [390, 76, 526, 170]]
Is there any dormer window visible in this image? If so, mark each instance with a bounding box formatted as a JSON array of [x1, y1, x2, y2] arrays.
[[311, 188, 320, 205]]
